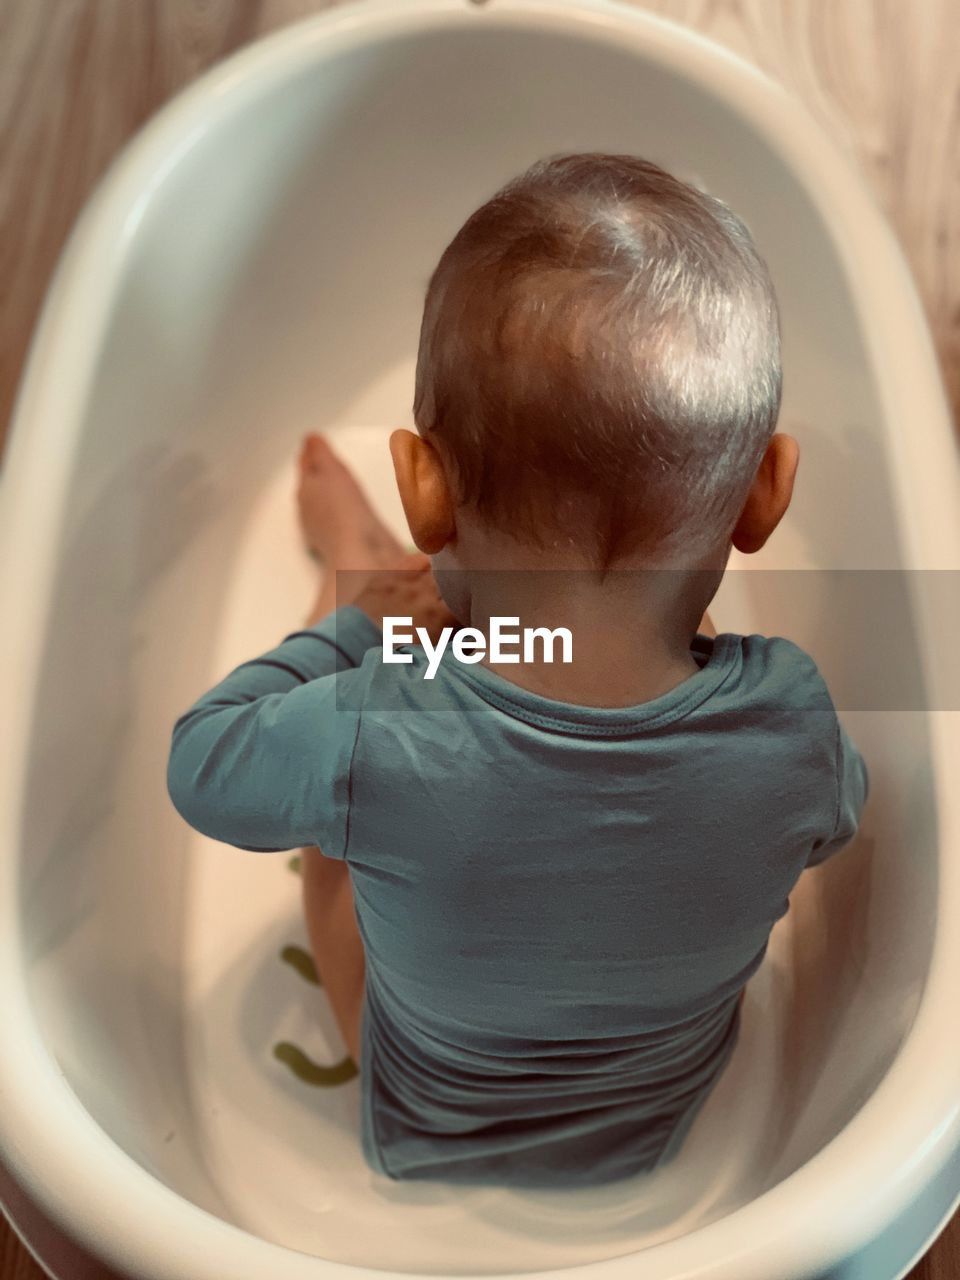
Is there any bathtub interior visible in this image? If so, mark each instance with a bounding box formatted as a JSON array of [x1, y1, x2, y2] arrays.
[[14, 14, 940, 1273]]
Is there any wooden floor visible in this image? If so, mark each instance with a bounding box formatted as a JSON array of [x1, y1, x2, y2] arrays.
[[1, 2, 957, 1277]]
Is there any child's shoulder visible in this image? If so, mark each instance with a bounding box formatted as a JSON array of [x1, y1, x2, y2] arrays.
[[718, 631, 838, 714], [733, 630, 818, 665]]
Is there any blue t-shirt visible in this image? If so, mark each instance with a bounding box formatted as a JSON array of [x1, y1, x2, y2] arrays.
[[167, 606, 868, 1187]]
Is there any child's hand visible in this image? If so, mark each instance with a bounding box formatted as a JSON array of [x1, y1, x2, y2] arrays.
[[354, 554, 458, 643]]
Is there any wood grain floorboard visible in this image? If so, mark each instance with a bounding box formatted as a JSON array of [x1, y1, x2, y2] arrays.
[[1, 2, 957, 1277]]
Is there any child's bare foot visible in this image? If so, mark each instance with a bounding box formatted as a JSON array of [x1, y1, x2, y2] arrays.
[[297, 433, 409, 626], [297, 433, 404, 569]]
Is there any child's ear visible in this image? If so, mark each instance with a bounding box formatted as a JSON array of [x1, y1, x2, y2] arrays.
[[731, 433, 799, 555], [389, 429, 456, 554]]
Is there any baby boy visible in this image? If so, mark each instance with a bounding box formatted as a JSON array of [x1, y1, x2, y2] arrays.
[[167, 153, 869, 1188]]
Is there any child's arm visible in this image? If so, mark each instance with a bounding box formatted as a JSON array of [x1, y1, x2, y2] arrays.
[[806, 721, 870, 868], [166, 606, 380, 854]]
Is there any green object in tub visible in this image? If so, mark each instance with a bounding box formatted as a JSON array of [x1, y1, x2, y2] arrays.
[[273, 1042, 358, 1086], [280, 944, 320, 986], [274, 856, 357, 1085]]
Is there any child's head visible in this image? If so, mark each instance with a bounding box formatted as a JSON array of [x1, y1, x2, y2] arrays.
[[392, 153, 796, 573]]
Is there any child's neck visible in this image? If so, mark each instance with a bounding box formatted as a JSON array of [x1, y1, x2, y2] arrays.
[[448, 534, 725, 709]]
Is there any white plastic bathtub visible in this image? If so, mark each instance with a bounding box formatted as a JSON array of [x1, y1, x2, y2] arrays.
[[2, 1, 959, 1278]]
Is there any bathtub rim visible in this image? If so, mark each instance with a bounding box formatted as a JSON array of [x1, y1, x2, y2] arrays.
[[1, 2, 959, 1279]]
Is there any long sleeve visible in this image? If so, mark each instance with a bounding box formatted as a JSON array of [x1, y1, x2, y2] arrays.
[[166, 605, 382, 854], [806, 720, 870, 868]]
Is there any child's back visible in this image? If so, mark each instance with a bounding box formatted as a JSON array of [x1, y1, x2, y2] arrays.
[[168, 153, 869, 1187], [338, 612, 866, 1185]]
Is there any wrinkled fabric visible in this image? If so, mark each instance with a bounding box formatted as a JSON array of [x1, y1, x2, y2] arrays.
[[168, 605, 868, 1187]]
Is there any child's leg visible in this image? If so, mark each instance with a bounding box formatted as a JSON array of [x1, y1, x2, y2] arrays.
[[295, 432, 404, 1060], [300, 848, 366, 1064], [297, 432, 406, 626]]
